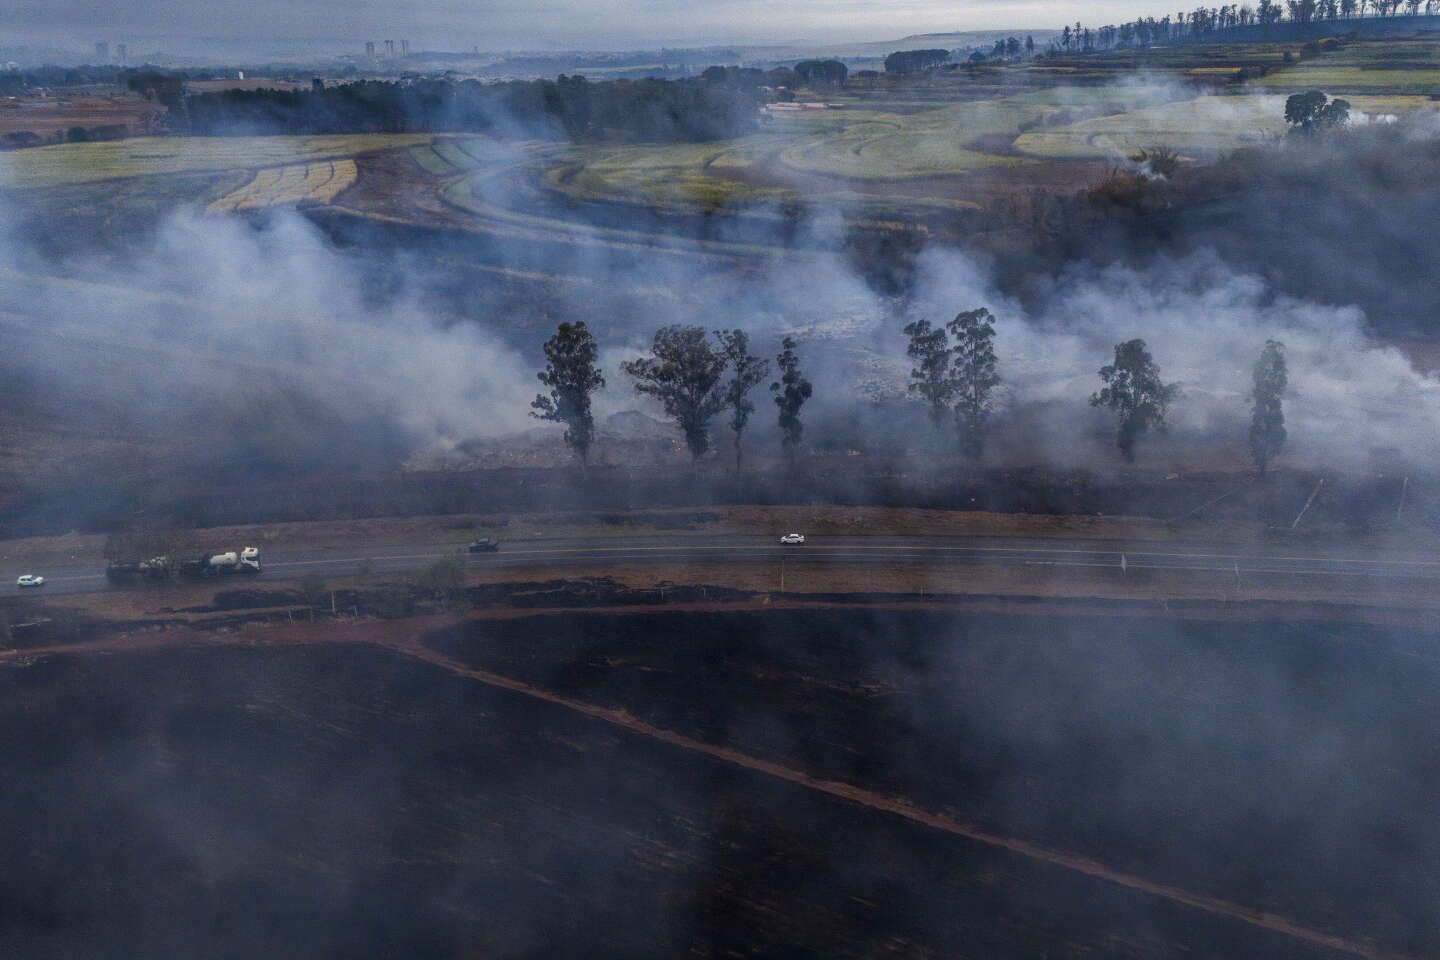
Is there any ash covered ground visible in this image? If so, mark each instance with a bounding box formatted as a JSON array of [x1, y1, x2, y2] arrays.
[[2, 608, 1436, 958]]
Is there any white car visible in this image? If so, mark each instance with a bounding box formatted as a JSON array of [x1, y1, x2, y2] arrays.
[[16, 574, 45, 588], [779, 533, 806, 545]]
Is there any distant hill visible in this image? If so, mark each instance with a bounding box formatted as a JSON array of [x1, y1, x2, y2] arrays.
[[745, 30, 1060, 66], [891, 31, 1051, 45]]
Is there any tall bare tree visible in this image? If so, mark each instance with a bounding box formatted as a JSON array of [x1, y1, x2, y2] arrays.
[[715, 329, 770, 474], [532, 321, 605, 468], [902, 318, 956, 426], [948, 308, 1001, 461]]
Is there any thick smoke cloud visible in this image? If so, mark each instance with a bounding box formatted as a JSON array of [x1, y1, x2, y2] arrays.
[[912, 247, 1440, 471], [4, 92, 1440, 485], [0, 196, 535, 465]]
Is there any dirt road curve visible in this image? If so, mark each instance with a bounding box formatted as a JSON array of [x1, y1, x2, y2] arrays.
[[1, 618, 1416, 960]]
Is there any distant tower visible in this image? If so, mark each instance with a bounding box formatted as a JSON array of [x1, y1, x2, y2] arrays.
[[384, 39, 395, 57], [365, 41, 375, 56], [116, 43, 127, 64], [312, 77, 324, 92], [401, 39, 409, 56], [95, 41, 110, 62]]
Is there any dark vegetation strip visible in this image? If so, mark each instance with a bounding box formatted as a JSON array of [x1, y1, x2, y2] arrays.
[[183, 76, 763, 143]]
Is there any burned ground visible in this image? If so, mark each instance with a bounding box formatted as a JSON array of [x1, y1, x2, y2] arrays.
[[425, 608, 1440, 956], [2, 606, 1436, 957]]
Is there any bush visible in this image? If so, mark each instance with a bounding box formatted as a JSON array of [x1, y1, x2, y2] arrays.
[[298, 574, 328, 610], [1132, 145, 1181, 179], [416, 555, 466, 595], [0, 131, 41, 150]]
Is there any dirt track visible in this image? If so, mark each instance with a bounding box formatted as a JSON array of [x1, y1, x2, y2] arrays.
[[1, 611, 1416, 960]]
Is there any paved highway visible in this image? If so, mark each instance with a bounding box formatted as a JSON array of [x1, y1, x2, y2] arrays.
[[8, 533, 1440, 598]]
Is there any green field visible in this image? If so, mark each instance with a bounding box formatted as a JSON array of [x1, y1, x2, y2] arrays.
[[1251, 38, 1440, 93], [6, 35, 1439, 241], [0, 134, 434, 189], [406, 136, 533, 177], [545, 140, 791, 210], [531, 84, 1187, 216], [1015, 93, 1440, 159]]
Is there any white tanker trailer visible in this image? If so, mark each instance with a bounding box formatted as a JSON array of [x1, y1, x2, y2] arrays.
[[192, 546, 262, 576], [107, 546, 262, 583]]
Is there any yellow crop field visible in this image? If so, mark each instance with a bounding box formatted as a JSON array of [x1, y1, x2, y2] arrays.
[[207, 159, 358, 213], [0, 134, 431, 189]]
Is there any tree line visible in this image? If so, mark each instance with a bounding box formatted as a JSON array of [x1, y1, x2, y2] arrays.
[[1052, 0, 1439, 53], [533, 323, 812, 472], [904, 312, 1288, 471], [184, 74, 763, 142], [531, 316, 1291, 474]]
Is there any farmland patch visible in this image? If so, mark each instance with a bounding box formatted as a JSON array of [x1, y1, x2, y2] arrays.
[[0, 134, 433, 189], [207, 159, 357, 213]]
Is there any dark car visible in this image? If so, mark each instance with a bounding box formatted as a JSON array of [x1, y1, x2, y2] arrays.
[[466, 538, 500, 553]]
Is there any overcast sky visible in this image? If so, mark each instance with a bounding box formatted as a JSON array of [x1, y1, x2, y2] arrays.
[[8, 0, 1167, 53]]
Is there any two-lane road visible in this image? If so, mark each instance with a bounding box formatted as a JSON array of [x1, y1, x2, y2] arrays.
[[8, 533, 1440, 598]]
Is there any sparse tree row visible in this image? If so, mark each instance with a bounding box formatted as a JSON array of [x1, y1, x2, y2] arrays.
[[532, 318, 1287, 474], [903, 309, 1001, 460], [532, 323, 811, 471], [905, 312, 1288, 469], [1047, 0, 1439, 55]]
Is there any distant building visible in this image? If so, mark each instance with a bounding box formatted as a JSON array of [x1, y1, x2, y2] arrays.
[[311, 77, 324, 92], [365, 41, 375, 56], [384, 39, 395, 57], [94, 41, 109, 62], [401, 39, 409, 56], [116, 43, 127, 64]]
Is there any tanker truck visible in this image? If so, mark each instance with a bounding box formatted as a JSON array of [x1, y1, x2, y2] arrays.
[[108, 546, 262, 583], [184, 546, 262, 577]]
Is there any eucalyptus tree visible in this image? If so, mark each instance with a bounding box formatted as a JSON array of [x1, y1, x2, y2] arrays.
[[1090, 339, 1179, 462], [715, 329, 770, 474], [1249, 339, 1288, 476], [770, 336, 813, 469], [948, 308, 1001, 461], [532, 321, 606, 468], [622, 325, 728, 461]]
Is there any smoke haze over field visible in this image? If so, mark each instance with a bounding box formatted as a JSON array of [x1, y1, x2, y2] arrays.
[[6, 41, 1440, 960], [0, 201, 534, 455], [3, 139, 1440, 481]]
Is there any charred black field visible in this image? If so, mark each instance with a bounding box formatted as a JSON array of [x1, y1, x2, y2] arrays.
[[3, 607, 1436, 958]]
